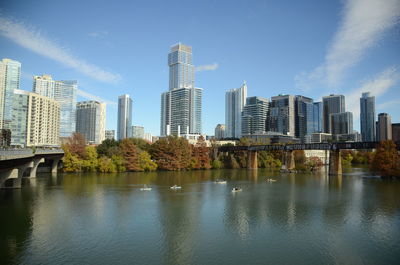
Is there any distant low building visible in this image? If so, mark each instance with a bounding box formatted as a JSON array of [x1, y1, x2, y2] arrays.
[[242, 132, 300, 144], [214, 124, 226, 140], [105, 130, 115, 140], [333, 132, 362, 142], [309, 133, 332, 143], [304, 150, 329, 165]]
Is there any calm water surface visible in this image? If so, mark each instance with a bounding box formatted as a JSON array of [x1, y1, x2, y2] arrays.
[[1, 168, 400, 265]]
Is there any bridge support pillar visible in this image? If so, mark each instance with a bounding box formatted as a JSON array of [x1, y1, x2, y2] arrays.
[[329, 150, 342, 175], [281, 151, 295, 171], [51, 157, 61, 174], [247, 151, 258, 169], [0, 169, 19, 188], [29, 158, 45, 178]]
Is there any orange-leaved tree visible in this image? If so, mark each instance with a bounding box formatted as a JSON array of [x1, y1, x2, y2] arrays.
[[192, 136, 211, 169], [371, 140, 400, 178], [150, 136, 192, 170], [119, 138, 141, 171]]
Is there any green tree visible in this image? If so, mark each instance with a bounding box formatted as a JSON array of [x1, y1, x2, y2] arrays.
[[211, 159, 223, 169], [97, 139, 119, 157], [82, 146, 98, 172], [62, 147, 82, 172], [138, 151, 158, 171], [98, 156, 116, 173], [111, 155, 126, 172], [128, 138, 151, 152]]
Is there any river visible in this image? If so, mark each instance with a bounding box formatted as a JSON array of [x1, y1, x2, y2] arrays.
[[1, 168, 399, 265]]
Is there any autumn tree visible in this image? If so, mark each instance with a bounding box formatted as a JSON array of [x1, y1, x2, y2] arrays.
[[119, 138, 141, 171], [371, 140, 400, 178], [138, 151, 157, 171], [191, 136, 211, 169], [150, 136, 192, 170], [65, 133, 87, 158]]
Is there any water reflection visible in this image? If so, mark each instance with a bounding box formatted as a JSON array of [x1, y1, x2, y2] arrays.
[[0, 168, 399, 265]]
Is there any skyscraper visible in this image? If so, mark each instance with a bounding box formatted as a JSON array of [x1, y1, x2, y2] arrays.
[[376, 113, 392, 141], [33, 75, 77, 137], [360, 92, 376, 141], [313, 102, 323, 133], [132, 125, 145, 139], [12, 89, 60, 147], [331, 112, 353, 135], [160, 43, 202, 136], [241, 96, 269, 135], [118, 94, 133, 140], [0, 58, 21, 130], [322, 94, 345, 133], [76, 101, 106, 144], [214, 124, 226, 140], [105, 130, 115, 140], [295, 95, 314, 142], [267, 94, 295, 136], [225, 82, 247, 138]]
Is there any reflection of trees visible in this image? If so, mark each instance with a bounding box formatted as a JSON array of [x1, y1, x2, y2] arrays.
[[0, 191, 33, 264]]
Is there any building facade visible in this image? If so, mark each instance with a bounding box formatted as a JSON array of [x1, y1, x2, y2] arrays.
[[214, 124, 226, 140], [295, 95, 314, 142], [117, 94, 133, 140], [313, 102, 323, 133], [132, 125, 145, 139], [161, 43, 202, 136], [267, 94, 295, 136], [12, 89, 60, 147], [330, 112, 353, 135], [360, 92, 376, 141], [322, 94, 345, 133], [33, 75, 77, 137], [392, 123, 400, 142], [76, 101, 106, 144], [376, 113, 392, 141], [225, 82, 247, 138], [105, 130, 115, 140], [0, 58, 21, 130], [241, 96, 269, 135]]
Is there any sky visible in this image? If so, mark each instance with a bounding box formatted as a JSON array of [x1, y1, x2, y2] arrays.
[[0, 0, 399, 136]]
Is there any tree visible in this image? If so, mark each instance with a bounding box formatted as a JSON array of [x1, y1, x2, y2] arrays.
[[119, 138, 141, 171], [258, 151, 281, 169], [371, 140, 400, 178], [111, 155, 126, 172], [62, 146, 82, 172], [98, 156, 116, 173], [191, 136, 211, 169], [82, 146, 98, 172], [306, 157, 323, 172], [128, 138, 151, 152], [211, 159, 223, 169], [138, 151, 157, 171], [97, 139, 119, 157], [150, 136, 192, 170], [66, 133, 86, 158]]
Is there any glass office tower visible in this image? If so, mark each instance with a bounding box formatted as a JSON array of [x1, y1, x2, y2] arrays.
[[360, 92, 376, 141], [118, 94, 133, 140]]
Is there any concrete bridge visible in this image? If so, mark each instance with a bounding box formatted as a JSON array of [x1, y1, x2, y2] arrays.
[[218, 141, 400, 175], [0, 148, 64, 188]]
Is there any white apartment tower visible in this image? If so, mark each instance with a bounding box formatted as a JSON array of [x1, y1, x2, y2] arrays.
[[76, 101, 106, 144], [225, 82, 247, 138]]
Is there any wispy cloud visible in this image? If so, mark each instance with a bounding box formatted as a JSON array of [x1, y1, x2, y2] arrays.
[[88, 30, 109, 38], [296, 0, 400, 90], [77, 89, 117, 105], [196, 63, 219, 72], [377, 99, 400, 110], [0, 16, 121, 84], [346, 67, 399, 122]]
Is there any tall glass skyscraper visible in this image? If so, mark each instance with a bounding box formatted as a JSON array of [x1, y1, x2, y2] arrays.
[[295, 95, 314, 142], [118, 94, 133, 140], [322, 94, 345, 133], [160, 43, 202, 136], [360, 92, 376, 141], [33, 75, 77, 137], [0, 58, 21, 130], [225, 82, 247, 138], [313, 102, 323, 133], [267, 94, 295, 137], [241, 96, 269, 135]]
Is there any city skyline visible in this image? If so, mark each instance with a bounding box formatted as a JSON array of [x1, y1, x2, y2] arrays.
[[0, 0, 399, 136]]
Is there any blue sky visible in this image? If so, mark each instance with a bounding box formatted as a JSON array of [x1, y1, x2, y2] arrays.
[[1, 0, 399, 136]]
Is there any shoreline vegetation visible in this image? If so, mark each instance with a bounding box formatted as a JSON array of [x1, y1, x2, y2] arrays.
[[62, 134, 400, 178]]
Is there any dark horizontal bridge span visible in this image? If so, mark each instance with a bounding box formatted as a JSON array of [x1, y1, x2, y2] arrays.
[[218, 141, 400, 152]]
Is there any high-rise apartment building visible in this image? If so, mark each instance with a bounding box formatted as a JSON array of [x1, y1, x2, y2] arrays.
[[241, 96, 269, 135], [214, 124, 226, 140], [360, 92, 376, 141], [33, 75, 77, 137], [132, 125, 145, 139], [322, 94, 345, 133], [12, 89, 60, 147], [331, 112, 353, 135], [313, 102, 323, 133], [0, 58, 21, 130], [117, 94, 133, 140], [295, 95, 314, 142], [392, 123, 400, 142], [76, 101, 106, 144], [160, 43, 202, 136], [225, 82, 247, 138], [376, 113, 392, 141], [105, 130, 115, 140], [267, 94, 295, 136]]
